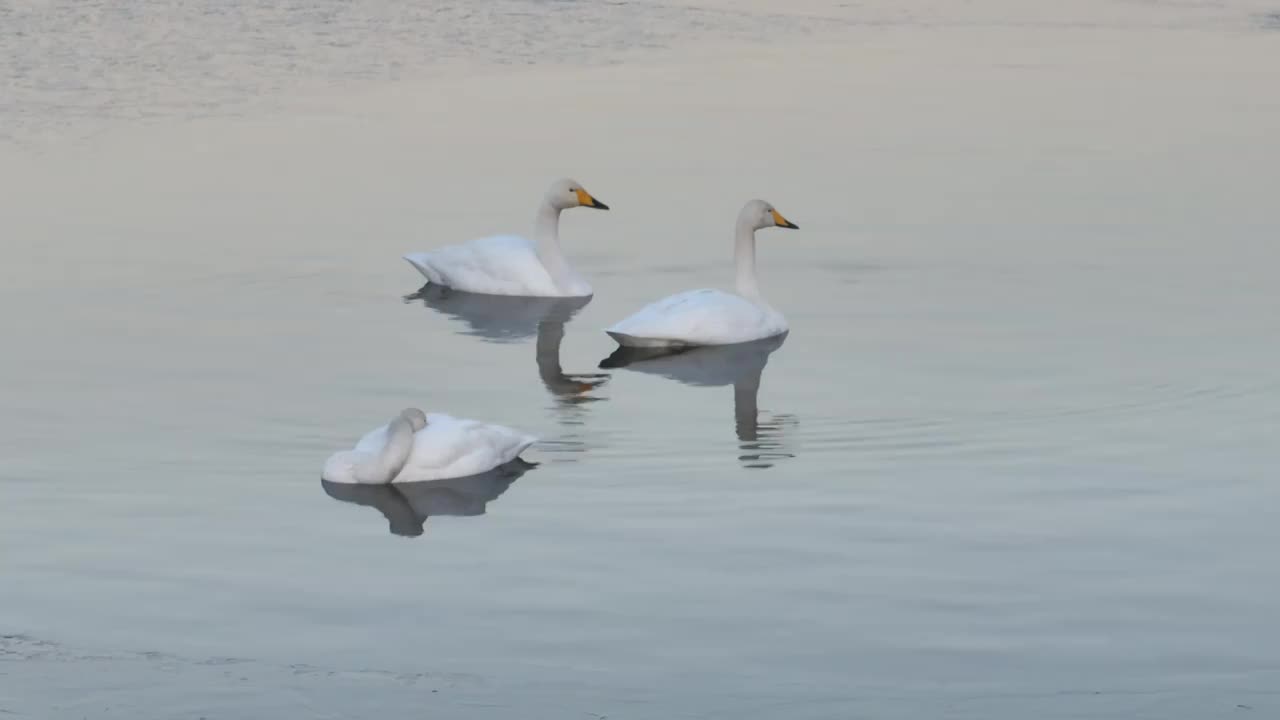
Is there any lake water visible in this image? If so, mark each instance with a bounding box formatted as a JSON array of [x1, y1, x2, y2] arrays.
[[3, 1, 1279, 718]]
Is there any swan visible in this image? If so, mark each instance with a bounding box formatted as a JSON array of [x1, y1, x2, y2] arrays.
[[322, 408, 537, 484], [404, 178, 609, 297], [604, 199, 798, 348]]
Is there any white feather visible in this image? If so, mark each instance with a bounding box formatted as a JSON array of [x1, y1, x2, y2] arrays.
[[404, 178, 606, 298], [405, 235, 589, 297], [604, 199, 798, 348], [606, 289, 786, 348], [324, 413, 536, 484]]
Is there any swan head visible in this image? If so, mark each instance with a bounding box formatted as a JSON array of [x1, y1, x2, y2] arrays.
[[740, 199, 799, 232], [398, 408, 428, 432], [545, 178, 609, 212]]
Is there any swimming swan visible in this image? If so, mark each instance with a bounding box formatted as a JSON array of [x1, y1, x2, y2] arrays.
[[604, 199, 798, 348], [322, 408, 537, 484], [404, 178, 609, 297]]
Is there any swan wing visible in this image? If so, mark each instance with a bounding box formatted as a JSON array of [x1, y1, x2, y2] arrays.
[[392, 414, 537, 482], [606, 289, 786, 347], [405, 235, 584, 297]]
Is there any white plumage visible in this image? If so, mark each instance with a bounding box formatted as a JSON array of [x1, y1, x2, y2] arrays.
[[323, 409, 536, 485], [605, 199, 798, 348], [405, 235, 587, 297], [404, 178, 608, 298], [606, 288, 787, 348]]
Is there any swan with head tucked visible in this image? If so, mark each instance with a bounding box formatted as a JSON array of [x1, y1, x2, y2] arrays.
[[404, 178, 609, 297], [604, 199, 798, 348], [322, 408, 537, 484]]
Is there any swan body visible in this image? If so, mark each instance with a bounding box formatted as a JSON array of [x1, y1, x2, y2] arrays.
[[606, 289, 786, 348], [323, 409, 536, 484], [406, 235, 588, 297], [605, 200, 798, 348], [404, 178, 609, 298]]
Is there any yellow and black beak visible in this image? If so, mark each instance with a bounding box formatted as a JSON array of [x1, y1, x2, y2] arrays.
[[576, 188, 609, 210], [771, 209, 799, 229]]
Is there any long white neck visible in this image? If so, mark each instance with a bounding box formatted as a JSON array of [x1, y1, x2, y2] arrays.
[[734, 217, 761, 299], [534, 202, 574, 290], [357, 417, 416, 484]]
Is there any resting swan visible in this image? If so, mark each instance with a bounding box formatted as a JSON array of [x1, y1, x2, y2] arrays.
[[605, 199, 798, 348], [404, 178, 609, 297], [322, 408, 536, 484]]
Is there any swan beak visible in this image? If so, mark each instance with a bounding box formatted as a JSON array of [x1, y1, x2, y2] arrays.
[[771, 209, 799, 229], [576, 188, 609, 210]]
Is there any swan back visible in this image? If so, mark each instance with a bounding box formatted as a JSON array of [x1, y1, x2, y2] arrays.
[[341, 413, 537, 483], [393, 413, 537, 482], [606, 288, 786, 347]]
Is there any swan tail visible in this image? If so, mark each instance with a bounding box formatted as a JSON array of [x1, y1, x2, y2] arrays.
[[605, 331, 690, 350], [403, 252, 442, 283], [512, 435, 538, 459]]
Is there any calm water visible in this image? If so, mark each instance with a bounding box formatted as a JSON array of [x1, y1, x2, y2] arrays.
[[3, 1, 1280, 718]]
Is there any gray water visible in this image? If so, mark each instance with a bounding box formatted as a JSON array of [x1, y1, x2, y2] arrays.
[[3, 1, 1280, 718]]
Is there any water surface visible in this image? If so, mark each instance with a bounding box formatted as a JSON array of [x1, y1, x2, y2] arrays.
[[2, 1, 1279, 718]]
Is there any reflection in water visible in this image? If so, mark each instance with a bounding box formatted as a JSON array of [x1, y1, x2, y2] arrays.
[[600, 334, 796, 469], [404, 284, 608, 455], [405, 284, 588, 343], [405, 284, 608, 401], [321, 460, 535, 537], [534, 317, 609, 405]]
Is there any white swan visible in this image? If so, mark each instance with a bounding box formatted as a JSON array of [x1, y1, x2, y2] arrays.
[[404, 178, 609, 297], [322, 408, 537, 484], [605, 199, 798, 348]]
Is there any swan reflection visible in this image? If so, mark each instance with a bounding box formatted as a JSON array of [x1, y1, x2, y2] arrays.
[[405, 284, 608, 404], [321, 459, 535, 537], [600, 333, 796, 469]]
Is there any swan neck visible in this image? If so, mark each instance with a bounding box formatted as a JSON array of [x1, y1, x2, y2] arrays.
[[734, 219, 761, 299], [367, 418, 416, 483], [534, 201, 573, 287]]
